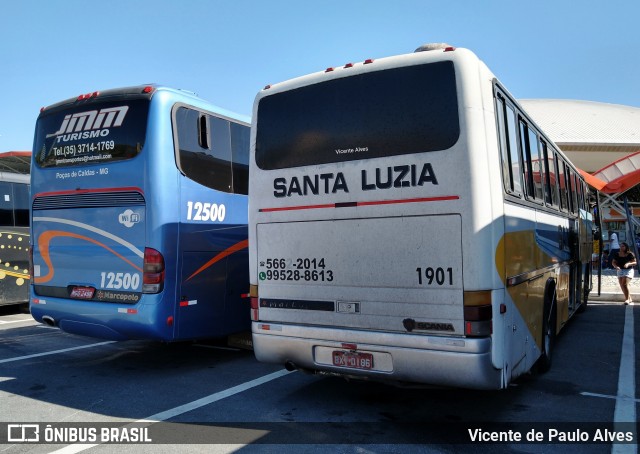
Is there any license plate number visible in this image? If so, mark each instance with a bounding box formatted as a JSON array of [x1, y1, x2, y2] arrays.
[[332, 351, 373, 370], [70, 286, 95, 299]]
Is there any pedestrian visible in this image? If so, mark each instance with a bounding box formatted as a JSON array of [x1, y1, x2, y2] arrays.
[[608, 230, 620, 269], [611, 242, 637, 305]]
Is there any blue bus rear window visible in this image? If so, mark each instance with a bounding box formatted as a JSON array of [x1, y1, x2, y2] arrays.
[[34, 99, 149, 168]]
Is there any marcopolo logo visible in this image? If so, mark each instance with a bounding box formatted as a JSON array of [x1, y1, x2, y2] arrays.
[[46, 106, 129, 142], [118, 209, 142, 228]]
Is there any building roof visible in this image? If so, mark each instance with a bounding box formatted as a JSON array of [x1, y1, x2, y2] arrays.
[[519, 99, 640, 145], [519, 100, 640, 172], [0, 151, 31, 175]]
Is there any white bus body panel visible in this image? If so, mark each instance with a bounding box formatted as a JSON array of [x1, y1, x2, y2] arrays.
[[256, 215, 463, 332], [253, 214, 503, 388]]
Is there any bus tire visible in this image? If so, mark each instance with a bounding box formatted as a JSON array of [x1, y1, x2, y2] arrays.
[[536, 285, 557, 373]]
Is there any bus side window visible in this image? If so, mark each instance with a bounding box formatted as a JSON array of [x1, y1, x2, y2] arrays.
[[505, 103, 523, 195], [496, 96, 512, 192], [0, 182, 14, 226], [528, 126, 544, 202], [556, 154, 568, 212], [208, 116, 233, 192], [518, 120, 535, 199], [13, 183, 29, 227], [570, 171, 578, 214], [230, 122, 249, 195], [564, 162, 576, 213], [564, 163, 574, 214], [175, 107, 233, 193], [198, 113, 210, 149], [541, 141, 559, 208], [576, 176, 584, 211]]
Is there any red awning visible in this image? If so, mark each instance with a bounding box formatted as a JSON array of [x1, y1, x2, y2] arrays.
[[578, 169, 607, 191], [579, 150, 640, 194]]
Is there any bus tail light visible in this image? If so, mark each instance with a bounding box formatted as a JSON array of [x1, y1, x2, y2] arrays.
[[143, 247, 165, 293], [28, 246, 33, 279], [250, 285, 259, 321], [77, 91, 99, 101], [463, 291, 492, 337]]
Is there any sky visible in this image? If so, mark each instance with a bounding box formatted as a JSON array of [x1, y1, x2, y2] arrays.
[[1, 0, 639, 151]]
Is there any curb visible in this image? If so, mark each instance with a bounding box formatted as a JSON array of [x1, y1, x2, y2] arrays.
[[589, 291, 640, 302]]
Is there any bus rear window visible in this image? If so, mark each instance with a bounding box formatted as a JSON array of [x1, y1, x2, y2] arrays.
[[34, 99, 148, 168], [256, 61, 459, 170]]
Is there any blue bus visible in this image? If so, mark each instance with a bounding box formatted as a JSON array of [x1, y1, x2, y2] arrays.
[[0, 152, 31, 307], [30, 85, 250, 341]]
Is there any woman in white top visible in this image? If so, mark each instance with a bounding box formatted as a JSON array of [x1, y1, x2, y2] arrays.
[[612, 242, 637, 305]]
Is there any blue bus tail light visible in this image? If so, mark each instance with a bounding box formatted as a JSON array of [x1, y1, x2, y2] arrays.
[[143, 247, 165, 294], [29, 246, 33, 279], [77, 91, 99, 101]]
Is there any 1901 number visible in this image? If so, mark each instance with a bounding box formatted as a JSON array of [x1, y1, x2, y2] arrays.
[[416, 267, 453, 286]]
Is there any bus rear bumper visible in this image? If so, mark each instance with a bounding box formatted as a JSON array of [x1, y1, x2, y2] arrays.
[[30, 296, 172, 341], [252, 323, 503, 390]]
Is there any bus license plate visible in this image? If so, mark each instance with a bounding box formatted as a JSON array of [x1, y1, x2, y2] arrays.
[[332, 351, 374, 370], [70, 286, 95, 299]]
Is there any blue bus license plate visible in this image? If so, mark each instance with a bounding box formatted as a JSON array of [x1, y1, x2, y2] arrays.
[[70, 286, 95, 299], [332, 351, 373, 370]]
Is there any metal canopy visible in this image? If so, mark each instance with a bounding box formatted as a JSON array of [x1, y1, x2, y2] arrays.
[[0, 151, 31, 175]]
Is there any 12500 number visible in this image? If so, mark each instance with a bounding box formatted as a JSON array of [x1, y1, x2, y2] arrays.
[[186, 202, 226, 222], [100, 272, 141, 290]]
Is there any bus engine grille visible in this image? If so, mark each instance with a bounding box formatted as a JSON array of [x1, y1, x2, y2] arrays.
[[33, 191, 145, 210]]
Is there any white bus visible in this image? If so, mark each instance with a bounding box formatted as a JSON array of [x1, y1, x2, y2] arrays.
[[248, 44, 593, 389]]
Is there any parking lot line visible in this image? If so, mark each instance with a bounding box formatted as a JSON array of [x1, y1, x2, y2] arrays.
[[612, 305, 637, 454], [581, 391, 640, 403], [0, 318, 35, 325], [49, 369, 293, 454], [0, 341, 116, 364]]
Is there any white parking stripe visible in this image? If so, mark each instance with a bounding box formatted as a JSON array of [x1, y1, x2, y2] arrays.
[[0, 318, 34, 325], [49, 369, 293, 454], [581, 391, 640, 403], [612, 305, 637, 454], [0, 341, 115, 364]]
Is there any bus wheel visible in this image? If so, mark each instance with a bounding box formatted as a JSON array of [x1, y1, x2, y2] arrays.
[[536, 287, 556, 373]]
